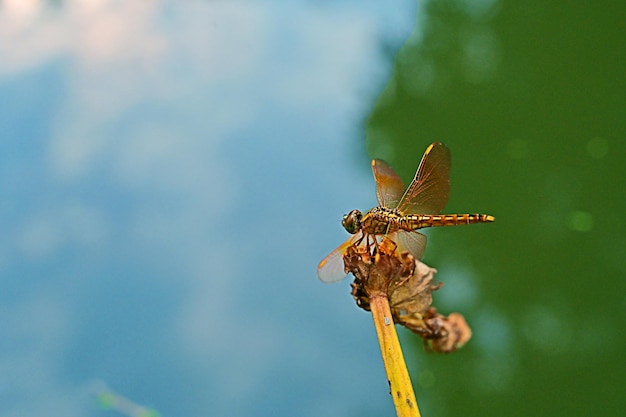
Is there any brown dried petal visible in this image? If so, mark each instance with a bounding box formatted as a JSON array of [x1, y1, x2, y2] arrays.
[[394, 311, 427, 335], [421, 308, 472, 353], [389, 261, 439, 316], [350, 278, 371, 311]]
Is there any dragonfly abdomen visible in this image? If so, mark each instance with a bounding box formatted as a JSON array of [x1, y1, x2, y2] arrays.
[[402, 214, 495, 229]]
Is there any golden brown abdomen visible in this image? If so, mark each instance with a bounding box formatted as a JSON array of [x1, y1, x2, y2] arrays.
[[402, 214, 495, 230]]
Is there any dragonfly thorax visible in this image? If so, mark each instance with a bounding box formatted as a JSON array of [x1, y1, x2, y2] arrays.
[[361, 206, 404, 235], [343, 206, 405, 236], [342, 210, 362, 234]]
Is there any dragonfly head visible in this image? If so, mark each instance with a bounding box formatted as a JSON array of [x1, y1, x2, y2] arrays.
[[342, 210, 362, 234]]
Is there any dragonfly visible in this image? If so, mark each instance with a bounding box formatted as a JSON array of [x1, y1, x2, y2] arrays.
[[317, 142, 495, 283]]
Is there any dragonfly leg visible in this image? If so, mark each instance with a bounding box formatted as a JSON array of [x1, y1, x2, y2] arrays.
[[352, 232, 380, 257], [355, 231, 366, 247], [361, 233, 373, 256]]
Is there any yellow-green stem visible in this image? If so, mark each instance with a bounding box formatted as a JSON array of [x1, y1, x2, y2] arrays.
[[370, 295, 421, 417]]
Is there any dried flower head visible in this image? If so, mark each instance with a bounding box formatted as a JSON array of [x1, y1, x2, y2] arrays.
[[345, 237, 472, 353]]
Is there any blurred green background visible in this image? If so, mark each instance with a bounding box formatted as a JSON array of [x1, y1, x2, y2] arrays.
[[367, 0, 626, 417], [366, 1, 625, 416]]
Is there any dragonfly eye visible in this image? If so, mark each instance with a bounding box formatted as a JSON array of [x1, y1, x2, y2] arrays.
[[342, 210, 362, 234]]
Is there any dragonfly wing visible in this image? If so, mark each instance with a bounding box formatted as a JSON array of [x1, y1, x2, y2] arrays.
[[317, 234, 361, 283], [396, 230, 427, 261], [397, 142, 451, 214], [372, 159, 405, 209]]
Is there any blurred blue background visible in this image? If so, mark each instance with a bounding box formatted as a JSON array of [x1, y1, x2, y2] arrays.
[[1, 1, 624, 417]]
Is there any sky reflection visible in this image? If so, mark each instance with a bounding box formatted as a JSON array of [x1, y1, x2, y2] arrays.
[[0, 1, 416, 416]]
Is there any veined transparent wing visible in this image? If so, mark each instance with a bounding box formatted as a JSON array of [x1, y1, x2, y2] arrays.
[[372, 159, 405, 209], [397, 142, 451, 215], [395, 230, 428, 261], [317, 234, 362, 283]]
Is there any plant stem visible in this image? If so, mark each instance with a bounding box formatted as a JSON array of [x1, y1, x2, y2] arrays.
[[370, 295, 421, 417]]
